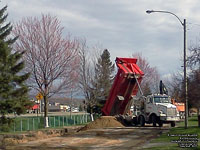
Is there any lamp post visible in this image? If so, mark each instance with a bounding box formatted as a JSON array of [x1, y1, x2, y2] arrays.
[[146, 10, 188, 129]]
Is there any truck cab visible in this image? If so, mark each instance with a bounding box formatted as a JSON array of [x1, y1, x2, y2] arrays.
[[139, 94, 180, 127]]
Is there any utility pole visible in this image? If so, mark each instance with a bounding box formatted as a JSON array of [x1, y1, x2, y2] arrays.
[[183, 19, 188, 129], [146, 10, 188, 128]]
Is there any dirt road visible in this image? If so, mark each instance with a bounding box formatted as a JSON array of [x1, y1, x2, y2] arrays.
[[5, 126, 169, 150]]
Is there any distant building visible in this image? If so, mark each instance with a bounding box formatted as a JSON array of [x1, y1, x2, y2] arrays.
[[60, 105, 70, 112], [28, 95, 84, 113], [49, 105, 60, 112], [54, 102, 60, 106]]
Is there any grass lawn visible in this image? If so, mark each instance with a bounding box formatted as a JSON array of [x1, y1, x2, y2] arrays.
[[144, 115, 200, 150]]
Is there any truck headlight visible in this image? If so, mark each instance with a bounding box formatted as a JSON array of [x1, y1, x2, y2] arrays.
[[159, 111, 166, 116], [159, 111, 163, 114]]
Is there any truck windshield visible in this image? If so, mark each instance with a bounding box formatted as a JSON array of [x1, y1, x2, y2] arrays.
[[154, 96, 170, 103]]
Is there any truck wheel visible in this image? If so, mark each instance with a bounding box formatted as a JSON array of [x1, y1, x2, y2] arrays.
[[152, 115, 157, 127], [132, 116, 138, 126], [171, 122, 175, 127], [139, 116, 145, 127], [158, 120, 163, 127]]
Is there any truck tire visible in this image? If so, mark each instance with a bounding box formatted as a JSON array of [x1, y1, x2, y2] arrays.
[[158, 120, 163, 127], [132, 116, 138, 126], [139, 116, 145, 127], [152, 115, 157, 127], [171, 122, 175, 127]]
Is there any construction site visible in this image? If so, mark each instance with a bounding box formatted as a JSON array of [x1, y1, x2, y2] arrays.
[[1, 116, 171, 150], [1, 1, 200, 149], [1, 57, 198, 150]]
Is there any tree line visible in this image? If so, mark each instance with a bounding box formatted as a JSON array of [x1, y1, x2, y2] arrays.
[[168, 44, 200, 115]]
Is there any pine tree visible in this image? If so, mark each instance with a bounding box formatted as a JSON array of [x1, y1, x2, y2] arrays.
[[92, 49, 115, 113], [0, 6, 17, 45], [0, 5, 31, 131]]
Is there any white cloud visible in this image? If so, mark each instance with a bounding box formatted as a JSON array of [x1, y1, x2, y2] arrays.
[[2, 0, 200, 79]]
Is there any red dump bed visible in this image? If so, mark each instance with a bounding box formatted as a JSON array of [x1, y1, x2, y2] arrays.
[[102, 57, 144, 116]]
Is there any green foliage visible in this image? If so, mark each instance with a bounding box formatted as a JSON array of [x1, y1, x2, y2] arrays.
[[0, 5, 31, 128], [0, 115, 13, 132], [91, 49, 115, 114]]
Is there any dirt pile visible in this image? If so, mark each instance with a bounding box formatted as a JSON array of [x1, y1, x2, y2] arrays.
[[78, 116, 124, 131]]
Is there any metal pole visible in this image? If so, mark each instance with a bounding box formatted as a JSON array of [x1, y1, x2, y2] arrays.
[[146, 10, 188, 129], [21, 119, 22, 132], [183, 19, 188, 129]]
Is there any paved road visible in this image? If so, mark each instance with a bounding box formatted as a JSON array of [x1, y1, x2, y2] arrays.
[[6, 126, 169, 150]]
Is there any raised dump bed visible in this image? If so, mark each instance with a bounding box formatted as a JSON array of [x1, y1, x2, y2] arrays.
[[102, 57, 144, 116]]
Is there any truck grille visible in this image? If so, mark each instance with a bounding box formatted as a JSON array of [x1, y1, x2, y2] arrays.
[[167, 108, 177, 116]]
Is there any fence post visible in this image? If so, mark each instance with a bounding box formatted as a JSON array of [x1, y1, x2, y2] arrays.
[[28, 118, 30, 131], [38, 117, 40, 129], [82, 115, 84, 124], [54, 116, 55, 127], [20, 119, 23, 132], [59, 116, 60, 126], [14, 121, 15, 132], [47, 116, 51, 127], [63, 116, 64, 126], [48, 117, 50, 127], [66, 116, 68, 126], [74, 116, 75, 125], [33, 118, 34, 130]]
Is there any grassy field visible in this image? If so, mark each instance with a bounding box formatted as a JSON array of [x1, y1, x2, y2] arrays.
[[144, 115, 200, 150]]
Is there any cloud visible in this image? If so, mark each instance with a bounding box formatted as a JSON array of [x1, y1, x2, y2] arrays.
[[2, 0, 200, 78]]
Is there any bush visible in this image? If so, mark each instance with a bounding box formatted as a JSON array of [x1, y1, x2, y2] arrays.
[[0, 116, 13, 132]]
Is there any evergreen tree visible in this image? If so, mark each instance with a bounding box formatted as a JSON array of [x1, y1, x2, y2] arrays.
[[92, 49, 115, 113], [0, 6, 17, 45], [0, 5, 31, 131]]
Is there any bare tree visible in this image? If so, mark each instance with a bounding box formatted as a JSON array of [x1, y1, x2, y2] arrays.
[[13, 14, 80, 127], [132, 53, 160, 95], [188, 70, 200, 116], [78, 40, 95, 119], [188, 44, 200, 70], [188, 42, 200, 117], [68, 70, 80, 117], [78, 41, 106, 119], [166, 72, 183, 101]]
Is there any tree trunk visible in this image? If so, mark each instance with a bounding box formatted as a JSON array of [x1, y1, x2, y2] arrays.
[[44, 95, 49, 128], [90, 106, 94, 121]]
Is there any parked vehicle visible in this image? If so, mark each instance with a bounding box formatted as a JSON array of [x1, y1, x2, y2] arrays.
[[72, 107, 79, 113]]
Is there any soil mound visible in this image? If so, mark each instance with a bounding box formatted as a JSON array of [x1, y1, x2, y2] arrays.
[[78, 116, 124, 131]]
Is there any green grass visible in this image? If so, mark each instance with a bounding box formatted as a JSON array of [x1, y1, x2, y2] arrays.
[[144, 116, 200, 150]]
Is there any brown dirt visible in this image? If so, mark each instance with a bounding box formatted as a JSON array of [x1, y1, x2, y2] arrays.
[[78, 116, 124, 131], [0, 129, 67, 147]]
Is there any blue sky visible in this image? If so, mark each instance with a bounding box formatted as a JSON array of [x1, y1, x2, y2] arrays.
[[3, 0, 200, 79]]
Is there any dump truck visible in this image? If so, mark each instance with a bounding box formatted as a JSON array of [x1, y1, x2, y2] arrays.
[[102, 57, 180, 127]]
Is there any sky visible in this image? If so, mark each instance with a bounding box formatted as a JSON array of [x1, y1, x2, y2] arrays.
[[2, 0, 200, 79]]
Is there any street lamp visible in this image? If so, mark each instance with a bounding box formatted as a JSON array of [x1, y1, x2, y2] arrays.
[[146, 10, 188, 129]]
